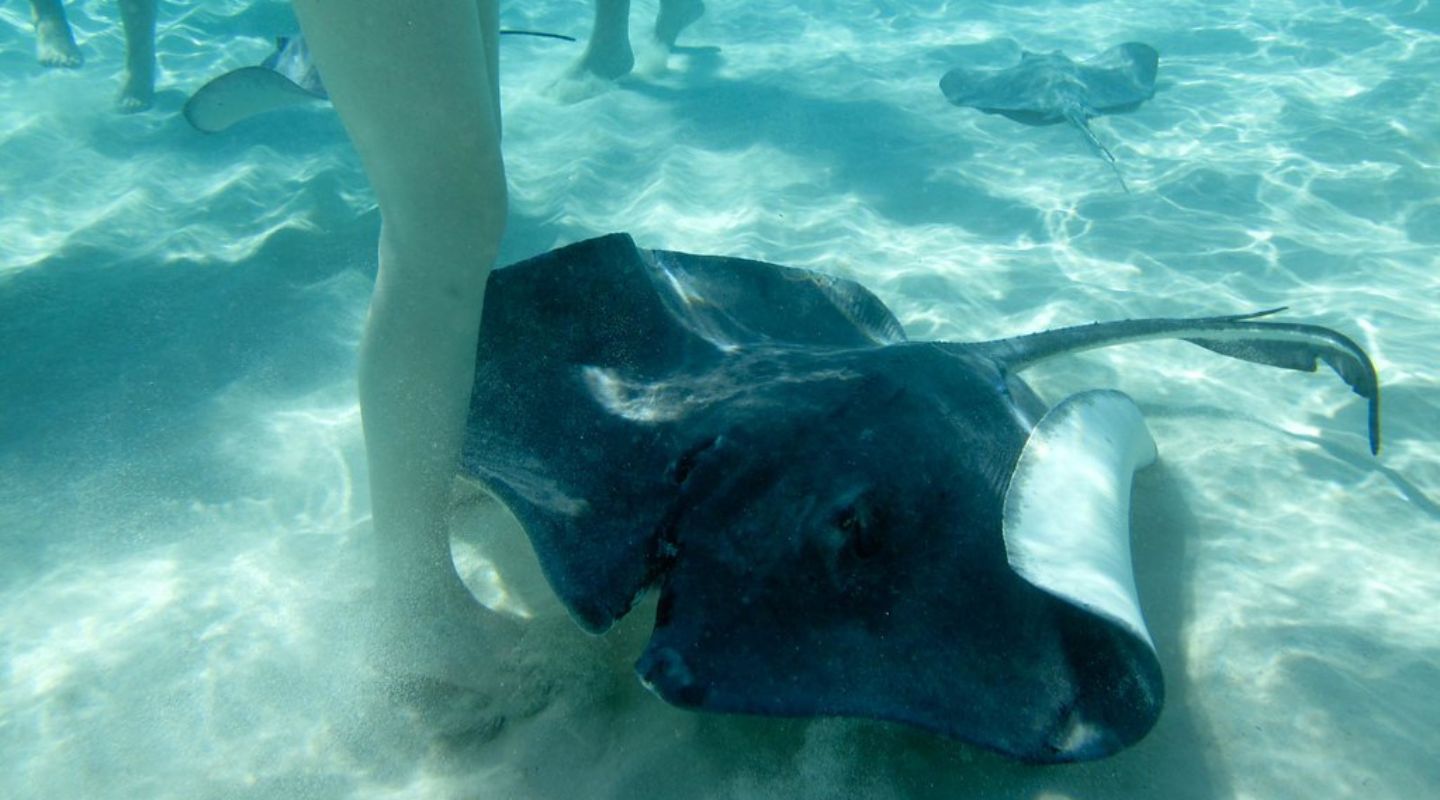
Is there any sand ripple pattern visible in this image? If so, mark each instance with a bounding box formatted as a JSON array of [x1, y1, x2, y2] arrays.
[[1, 1, 1437, 799]]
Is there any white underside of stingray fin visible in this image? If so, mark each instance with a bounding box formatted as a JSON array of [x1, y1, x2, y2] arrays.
[[183, 67, 325, 133], [1001, 389, 1158, 651]]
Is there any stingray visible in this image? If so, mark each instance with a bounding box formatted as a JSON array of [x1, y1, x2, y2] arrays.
[[183, 30, 576, 133], [460, 233, 1378, 763], [940, 42, 1159, 192]]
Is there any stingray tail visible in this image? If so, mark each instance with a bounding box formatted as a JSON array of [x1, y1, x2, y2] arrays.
[[499, 29, 578, 42], [1066, 111, 1130, 194], [964, 308, 1381, 454]]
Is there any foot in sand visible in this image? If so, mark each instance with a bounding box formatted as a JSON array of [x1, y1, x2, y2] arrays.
[[554, 0, 708, 91], [371, 564, 523, 686], [654, 0, 705, 49], [568, 0, 636, 78], [115, 0, 156, 112], [35, 19, 82, 67], [117, 67, 154, 112], [638, 0, 707, 77], [31, 0, 83, 67], [368, 563, 573, 739]]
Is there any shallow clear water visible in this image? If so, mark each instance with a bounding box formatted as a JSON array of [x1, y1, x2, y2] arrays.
[[1, 1, 1436, 798]]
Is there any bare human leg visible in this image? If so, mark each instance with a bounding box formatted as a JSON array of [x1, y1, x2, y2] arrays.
[[654, 0, 704, 49], [290, 0, 521, 695], [568, 0, 635, 81], [29, 0, 83, 67], [637, 0, 706, 76], [116, 0, 156, 111]]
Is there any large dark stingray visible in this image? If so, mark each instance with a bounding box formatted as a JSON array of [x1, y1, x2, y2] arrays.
[[940, 43, 1160, 191], [460, 233, 1378, 763]]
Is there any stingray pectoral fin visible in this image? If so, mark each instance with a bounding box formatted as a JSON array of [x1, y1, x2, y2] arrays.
[[1078, 42, 1159, 112], [968, 309, 1381, 454], [1001, 389, 1163, 759], [1003, 390, 1158, 649], [938, 67, 1054, 122], [938, 65, 983, 106], [183, 66, 326, 133]]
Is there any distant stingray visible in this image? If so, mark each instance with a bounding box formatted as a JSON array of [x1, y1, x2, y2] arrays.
[[460, 233, 1378, 763], [940, 43, 1159, 191], [184, 37, 326, 133], [183, 31, 576, 133]]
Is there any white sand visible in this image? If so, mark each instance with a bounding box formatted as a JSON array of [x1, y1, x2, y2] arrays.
[[1, 1, 1437, 798]]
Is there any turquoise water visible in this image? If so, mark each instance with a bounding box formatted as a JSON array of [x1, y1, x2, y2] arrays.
[[1, 1, 1437, 798]]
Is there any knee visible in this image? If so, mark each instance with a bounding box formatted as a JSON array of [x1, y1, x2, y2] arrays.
[[353, 98, 504, 220], [414, 157, 507, 240], [375, 168, 508, 284]]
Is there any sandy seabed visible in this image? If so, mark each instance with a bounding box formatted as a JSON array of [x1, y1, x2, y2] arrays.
[[1, 1, 1437, 798]]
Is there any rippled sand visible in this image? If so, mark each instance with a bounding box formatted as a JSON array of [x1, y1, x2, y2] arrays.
[[1, 1, 1436, 798]]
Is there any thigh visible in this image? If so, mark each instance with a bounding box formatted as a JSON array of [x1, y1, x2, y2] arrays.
[[291, 0, 505, 248]]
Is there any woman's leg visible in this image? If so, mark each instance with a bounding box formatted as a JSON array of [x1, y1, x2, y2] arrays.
[[29, 0, 83, 67], [569, 0, 634, 80], [654, 0, 704, 49], [291, 0, 515, 688], [116, 0, 156, 111]]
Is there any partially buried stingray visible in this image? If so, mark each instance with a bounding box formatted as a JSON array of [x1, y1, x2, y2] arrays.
[[940, 43, 1160, 192], [461, 233, 1378, 763]]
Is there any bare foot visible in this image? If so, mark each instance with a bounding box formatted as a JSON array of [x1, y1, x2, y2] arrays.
[[365, 557, 572, 738], [370, 567, 524, 689], [563, 0, 635, 84], [655, 0, 705, 49], [571, 37, 635, 82], [550, 37, 634, 103], [549, 49, 632, 103], [117, 69, 154, 112], [547, 69, 617, 104], [116, 0, 157, 112], [35, 18, 83, 68]]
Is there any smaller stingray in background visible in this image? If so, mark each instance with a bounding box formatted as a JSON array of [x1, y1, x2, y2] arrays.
[[460, 234, 1379, 763], [183, 30, 577, 133], [940, 43, 1159, 192]]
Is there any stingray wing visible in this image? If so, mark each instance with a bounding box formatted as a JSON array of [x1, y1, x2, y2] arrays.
[[642, 248, 907, 349], [183, 66, 325, 133], [1074, 42, 1159, 115], [461, 234, 904, 631], [939, 56, 1070, 125], [634, 343, 1163, 763], [940, 65, 1043, 113], [259, 36, 327, 97], [184, 38, 327, 133], [941, 44, 1158, 124]]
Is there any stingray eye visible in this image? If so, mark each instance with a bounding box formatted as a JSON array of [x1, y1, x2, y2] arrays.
[[670, 436, 719, 485]]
